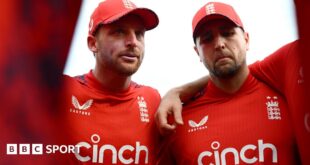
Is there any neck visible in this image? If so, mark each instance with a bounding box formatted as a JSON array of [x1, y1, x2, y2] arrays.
[[210, 66, 249, 94], [92, 68, 132, 92]]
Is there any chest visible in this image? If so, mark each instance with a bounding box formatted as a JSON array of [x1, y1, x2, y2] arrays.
[[169, 92, 295, 164]]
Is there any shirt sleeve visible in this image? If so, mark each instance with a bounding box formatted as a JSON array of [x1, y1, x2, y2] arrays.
[[249, 40, 299, 95]]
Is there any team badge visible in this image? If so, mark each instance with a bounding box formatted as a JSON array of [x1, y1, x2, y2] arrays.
[[266, 96, 281, 120], [137, 96, 149, 123], [122, 0, 135, 9], [205, 3, 216, 15]]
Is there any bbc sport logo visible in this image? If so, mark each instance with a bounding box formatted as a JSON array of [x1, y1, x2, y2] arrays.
[[6, 143, 80, 155]]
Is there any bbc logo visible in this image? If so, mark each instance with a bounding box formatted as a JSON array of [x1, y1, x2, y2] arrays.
[[7, 144, 43, 155]]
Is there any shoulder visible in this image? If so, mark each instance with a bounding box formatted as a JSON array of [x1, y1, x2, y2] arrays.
[[62, 74, 90, 95], [270, 39, 299, 57], [63, 74, 87, 84], [253, 76, 284, 97], [130, 82, 161, 106], [131, 82, 160, 97]]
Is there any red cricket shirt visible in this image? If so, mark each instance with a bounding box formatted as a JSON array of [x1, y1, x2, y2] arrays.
[[158, 74, 298, 165], [63, 70, 161, 164]]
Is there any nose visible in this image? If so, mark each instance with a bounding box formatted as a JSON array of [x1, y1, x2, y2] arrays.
[[214, 34, 225, 50], [125, 31, 138, 47]]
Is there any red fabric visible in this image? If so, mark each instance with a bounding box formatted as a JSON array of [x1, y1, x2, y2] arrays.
[[62, 70, 161, 164], [159, 74, 298, 164], [192, 2, 243, 38], [249, 40, 309, 164], [0, 1, 81, 164], [295, 1, 310, 164], [89, 0, 158, 36]]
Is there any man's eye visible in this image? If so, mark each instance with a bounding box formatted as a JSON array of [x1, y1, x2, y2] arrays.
[[135, 30, 145, 40], [222, 31, 234, 37], [114, 29, 125, 35], [200, 33, 213, 43]]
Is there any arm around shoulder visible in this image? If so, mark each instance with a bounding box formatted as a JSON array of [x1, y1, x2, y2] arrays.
[[155, 75, 209, 135]]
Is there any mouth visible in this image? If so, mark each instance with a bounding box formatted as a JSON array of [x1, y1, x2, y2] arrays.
[[215, 56, 231, 64], [120, 53, 139, 62]]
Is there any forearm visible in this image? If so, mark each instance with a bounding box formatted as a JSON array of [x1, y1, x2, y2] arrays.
[[176, 75, 209, 102], [155, 75, 209, 134]]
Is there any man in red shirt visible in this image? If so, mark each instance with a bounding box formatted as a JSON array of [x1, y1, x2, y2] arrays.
[[156, 3, 310, 164], [62, 0, 161, 164], [157, 2, 299, 164]]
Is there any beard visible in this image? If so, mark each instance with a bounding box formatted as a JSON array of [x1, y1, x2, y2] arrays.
[[114, 53, 143, 77], [209, 60, 243, 79], [117, 48, 144, 76], [116, 61, 142, 76], [99, 48, 144, 77]]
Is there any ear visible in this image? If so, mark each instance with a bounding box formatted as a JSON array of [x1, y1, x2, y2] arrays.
[[194, 45, 203, 62], [87, 35, 98, 54]]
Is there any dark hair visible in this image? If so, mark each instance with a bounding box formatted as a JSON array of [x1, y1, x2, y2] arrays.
[[92, 23, 104, 36]]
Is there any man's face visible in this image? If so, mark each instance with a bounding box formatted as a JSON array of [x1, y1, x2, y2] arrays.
[[94, 14, 146, 76], [194, 19, 249, 79]]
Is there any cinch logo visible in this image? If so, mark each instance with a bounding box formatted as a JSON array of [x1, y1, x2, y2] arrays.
[[6, 143, 79, 155], [188, 116, 208, 132], [75, 134, 149, 164], [70, 95, 93, 116], [197, 140, 278, 165]]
